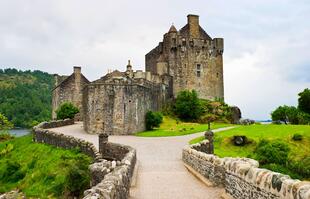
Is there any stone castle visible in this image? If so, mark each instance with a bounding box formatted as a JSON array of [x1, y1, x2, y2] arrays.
[[52, 14, 224, 135]]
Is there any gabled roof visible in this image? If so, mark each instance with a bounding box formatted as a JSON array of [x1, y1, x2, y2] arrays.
[[52, 73, 90, 91], [179, 24, 212, 40]]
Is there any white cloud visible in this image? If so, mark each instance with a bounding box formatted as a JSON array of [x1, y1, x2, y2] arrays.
[[0, 0, 309, 119]]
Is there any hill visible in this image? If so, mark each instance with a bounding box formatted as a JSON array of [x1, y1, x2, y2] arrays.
[[0, 68, 54, 128]]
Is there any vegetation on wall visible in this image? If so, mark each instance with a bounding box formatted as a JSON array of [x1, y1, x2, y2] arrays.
[[0, 68, 54, 128], [56, 102, 79, 120], [0, 135, 91, 198]]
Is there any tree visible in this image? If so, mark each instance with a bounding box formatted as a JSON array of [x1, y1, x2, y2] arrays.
[[145, 111, 163, 130], [55, 102, 79, 120], [298, 88, 310, 114], [0, 113, 13, 130], [271, 105, 306, 124], [174, 90, 202, 120]]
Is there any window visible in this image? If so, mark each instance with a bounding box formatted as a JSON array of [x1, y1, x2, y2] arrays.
[[196, 64, 201, 77]]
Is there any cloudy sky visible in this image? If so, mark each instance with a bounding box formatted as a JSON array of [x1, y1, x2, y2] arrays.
[[0, 0, 309, 120]]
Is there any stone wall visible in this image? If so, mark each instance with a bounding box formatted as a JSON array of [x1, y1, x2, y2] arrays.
[[183, 144, 310, 199], [33, 120, 137, 199], [33, 119, 101, 160], [145, 15, 224, 100], [83, 80, 166, 135], [52, 67, 89, 120]]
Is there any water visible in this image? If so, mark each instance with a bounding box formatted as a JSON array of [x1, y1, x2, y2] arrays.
[[8, 129, 30, 137]]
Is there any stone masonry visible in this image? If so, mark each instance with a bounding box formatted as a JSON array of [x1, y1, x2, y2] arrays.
[[145, 14, 224, 100], [51, 14, 225, 135]]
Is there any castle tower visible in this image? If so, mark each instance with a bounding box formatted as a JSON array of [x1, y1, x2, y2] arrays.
[[145, 14, 224, 100]]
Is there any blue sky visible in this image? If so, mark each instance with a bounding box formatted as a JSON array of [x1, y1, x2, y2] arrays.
[[0, 0, 309, 120]]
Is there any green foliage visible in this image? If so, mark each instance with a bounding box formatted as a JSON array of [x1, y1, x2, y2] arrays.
[[292, 133, 303, 141], [0, 135, 91, 197], [0, 69, 54, 128], [145, 111, 163, 130], [56, 102, 79, 120], [174, 90, 202, 120], [298, 88, 310, 114], [255, 139, 290, 165], [137, 116, 231, 137], [189, 124, 310, 180], [0, 113, 13, 130], [271, 105, 308, 124], [288, 156, 310, 179]]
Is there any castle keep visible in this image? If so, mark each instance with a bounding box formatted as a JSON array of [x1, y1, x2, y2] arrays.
[[52, 15, 224, 135]]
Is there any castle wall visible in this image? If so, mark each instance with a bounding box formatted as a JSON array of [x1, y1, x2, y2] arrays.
[[52, 67, 89, 120], [83, 80, 166, 135], [145, 15, 224, 100]]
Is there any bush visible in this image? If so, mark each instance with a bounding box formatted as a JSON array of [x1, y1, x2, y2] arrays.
[[271, 105, 307, 124], [66, 165, 90, 196], [289, 156, 310, 179], [0, 113, 13, 130], [2, 160, 26, 183], [255, 139, 290, 165], [145, 111, 163, 130], [174, 90, 202, 120], [298, 88, 310, 114], [292, 133, 303, 141], [56, 102, 79, 120]]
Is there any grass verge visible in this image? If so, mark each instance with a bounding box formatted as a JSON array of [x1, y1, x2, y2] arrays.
[[0, 134, 92, 198], [189, 124, 310, 180], [135, 116, 233, 137]]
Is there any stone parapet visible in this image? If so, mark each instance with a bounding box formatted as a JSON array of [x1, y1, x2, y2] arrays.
[[182, 143, 310, 199], [33, 120, 137, 199]]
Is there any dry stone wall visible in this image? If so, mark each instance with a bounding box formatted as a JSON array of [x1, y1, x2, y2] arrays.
[[183, 143, 310, 199], [33, 120, 137, 199]]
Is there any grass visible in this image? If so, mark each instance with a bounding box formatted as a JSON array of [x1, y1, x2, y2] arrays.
[[135, 116, 233, 137], [189, 124, 310, 160], [189, 124, 310, 180], [0, 134, 92, 198]]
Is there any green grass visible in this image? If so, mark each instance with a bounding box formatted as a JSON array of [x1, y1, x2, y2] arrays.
[[135, 116, 232, 137], [189, 124, 310, 160], [0, 134, 92, 198], [189, 124, 310, 180]]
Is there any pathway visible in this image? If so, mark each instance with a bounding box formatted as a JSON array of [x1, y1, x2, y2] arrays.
[[50, 123, 235, 199]]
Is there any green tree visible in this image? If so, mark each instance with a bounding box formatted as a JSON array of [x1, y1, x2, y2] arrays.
[[0, 113, 13, 130], [145, 111, 163, 130], [271, 105, 299, 124], [174, 90, 202, 120], [56, 102, 79, 120], [298, 88, 310, 114]]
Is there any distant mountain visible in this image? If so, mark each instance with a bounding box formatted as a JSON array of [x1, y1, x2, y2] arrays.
[[0, 68, 54, 128]]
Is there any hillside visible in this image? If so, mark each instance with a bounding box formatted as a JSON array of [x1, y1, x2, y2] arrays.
[[0, 68, 54, 128]]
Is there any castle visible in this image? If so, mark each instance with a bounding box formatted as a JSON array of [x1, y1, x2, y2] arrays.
[[52, 14, 224, 135]]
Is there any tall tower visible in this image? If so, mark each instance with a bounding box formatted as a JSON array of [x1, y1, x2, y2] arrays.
[[145, 14, 224, 100]]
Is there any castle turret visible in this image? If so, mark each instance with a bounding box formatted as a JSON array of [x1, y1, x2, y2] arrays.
[[187, 14, 200, 38]]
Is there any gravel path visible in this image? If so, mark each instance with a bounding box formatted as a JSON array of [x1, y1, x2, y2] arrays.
[[50, 123, 235, 199]]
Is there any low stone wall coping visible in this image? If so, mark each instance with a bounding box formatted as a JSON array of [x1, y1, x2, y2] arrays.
[[183, 142, 310, 199]]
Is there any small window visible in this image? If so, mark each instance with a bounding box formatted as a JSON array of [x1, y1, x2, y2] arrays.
[[172, 38, 176, 45], [196, 64, 201, 77], [182, 38, 186, 46]]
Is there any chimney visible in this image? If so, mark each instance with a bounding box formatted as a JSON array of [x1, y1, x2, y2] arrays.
[[187, 14, 200, 38], [73, 66, 81, 74]]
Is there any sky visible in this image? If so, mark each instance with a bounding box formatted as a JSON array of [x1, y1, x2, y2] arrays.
[[0, 0, 309, 120]]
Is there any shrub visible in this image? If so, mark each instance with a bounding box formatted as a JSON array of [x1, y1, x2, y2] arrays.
[[2, 160, 26, 183], [255, 139, 290, 165], [66, 165, 90, 197], [298, 88, 310, 114], [0, 113, 13, 130], [292, 133, 303, 141], [174, 90, 202, 120], [289, 156, 310, 179], [56, 102, 79, 120], [145, 111, 163, 130], [271, 105, 307, 124]]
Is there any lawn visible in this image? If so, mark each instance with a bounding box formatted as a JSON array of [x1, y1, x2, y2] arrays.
[[0, 134, 92, 198], [135, 116, 233, 137], [189, 124, 310, 160], [189, 124, 310, 179]]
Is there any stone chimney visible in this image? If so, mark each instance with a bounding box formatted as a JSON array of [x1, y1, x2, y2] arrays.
[[74, 66, 81, 74], [126, 60, 132, 71], [187, 14, 200, 38]]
